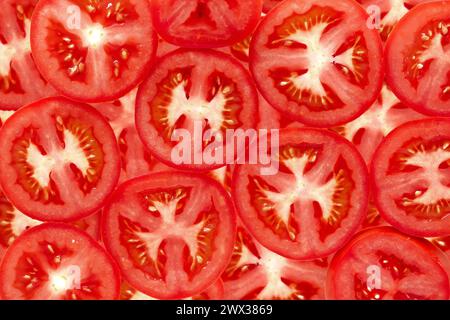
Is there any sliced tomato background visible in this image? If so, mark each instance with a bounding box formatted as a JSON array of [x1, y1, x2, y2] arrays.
[[386, 2, 450, 116], [0, 0, 56, 110], [250, 0, 384, 127], [0, 97, 120, 222], [0, 223, 120, 300], [150, 0, 263, 48], [30, 0, 157, 102], [233, 128, 369, 260], [327, 227, 450, 300], [136, 49, 258, 171], [102, 172, 236, 299], [223, 224, 327, 299]]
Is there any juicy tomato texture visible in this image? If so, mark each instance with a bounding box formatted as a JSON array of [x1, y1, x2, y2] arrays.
[[250, 0, 384, 127], [102, 172, 236, 299], [150, 0, 263, 48], [327, 227, 450, 300], [0, 223, 120, 300], [30, 0, 157, 102], [386, 1, 450, 116], [372, 118, 450, 237], [0, 97, 120, 222], [0, 0, 56, 110], [233, 128, 369, 260]]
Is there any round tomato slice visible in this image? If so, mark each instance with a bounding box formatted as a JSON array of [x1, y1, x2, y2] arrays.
[[356, 0, 431, 41], [0, 97, 120, 222], [233, 128, 369, 260], [0, 223, 120, 300], [386, 2, 450, 116], [327, 227, 450, 300], [223, 225, 327, 300], [250, 0, 384, 127], [0, 0, 56, 110], [136, 49, 258, 171], [332, 84, 426, 164], [94, 89, 158, 182], [150, 0, 263, 48], [102, 172, 236, 299], [372, 118, 450, 237], [30, 0, 157, 102]]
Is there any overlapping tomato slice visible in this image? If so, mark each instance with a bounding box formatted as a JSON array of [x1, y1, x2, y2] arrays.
[[30, 0, 157, 102], [0, 0, 56, 110], [233, 128, 369, 259], [0, 97, 120, 222], [223, 225, 327, 299], [150, 0, 263, 48], [136, 49, 258, 171], [372, 118, 450, 237], [0, 223, 120, 300], [327, 227, 450, 300], [102, 172, 236, 299], [250, 0, 383, 127]]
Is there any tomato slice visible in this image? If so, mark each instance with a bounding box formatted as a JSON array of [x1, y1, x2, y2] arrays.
[[0, 97, 120, 222], [331, 84, 426, 164], [30, 0, 157, 102], [0, 0, 56, 110], [136, 49, 258, 171], [102, 172, 236, 299], [372, 118, 450, 237], [233, 128, 369, 259], [94, 89, 159, 182], [0, 223, 120, 300], [150, 0, 263, 48], [120, 280, 224, 300], [356, 0, 431, 41], [250, 0, 384, 127], [327, 227, 450, 300], [223, 225, 327, 299], [386, 2, 450, 116]]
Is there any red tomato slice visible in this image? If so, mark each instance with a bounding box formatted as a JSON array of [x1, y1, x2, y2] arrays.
[[0, 97, 120, 222], [150, 0, 263, 48], [332, 84, 426, 164], [30, 0, 157, 102], [222, 225, 327, 300], [263, 0, 283, 13], [372, 118, 450, 237], [120, 279, 224, 300], [250, 0, 384, 127], [356, 0, 431, 41], [0, 223, 120, 300], [327, 227, 450, 300], [102, 172, 236, 299], [94, 89, 159, 182], [233, 128, 369, 260], [386, 2, 450, 116], [136, 49, 258, 171], [0, 0, 56, 110]]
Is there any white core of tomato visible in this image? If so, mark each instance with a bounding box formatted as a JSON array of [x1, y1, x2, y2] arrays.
[[26, 129, 90, 187], [261, 154, 336, 226], [343, 85, 400, 138], [0, 19, 31, 77], [210, 166, 228, 186], [82, 23, 106, 48], [381, 0, 409, 27], [285, 22, 356, 96], [167, 82, 227, 133], [10, 209, 41, 242], [405, 148, 450, 205], [417, 33, 445, 65]]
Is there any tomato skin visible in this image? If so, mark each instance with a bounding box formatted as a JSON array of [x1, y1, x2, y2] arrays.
[[385, 1, 450, 116], [102, 172, 236, 299], [150, 0, 263, 48], [327, 227, 450, 300], [0, 97, 120, 222], [0, 223, 121, 300], [250, 0, 384, 127]]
